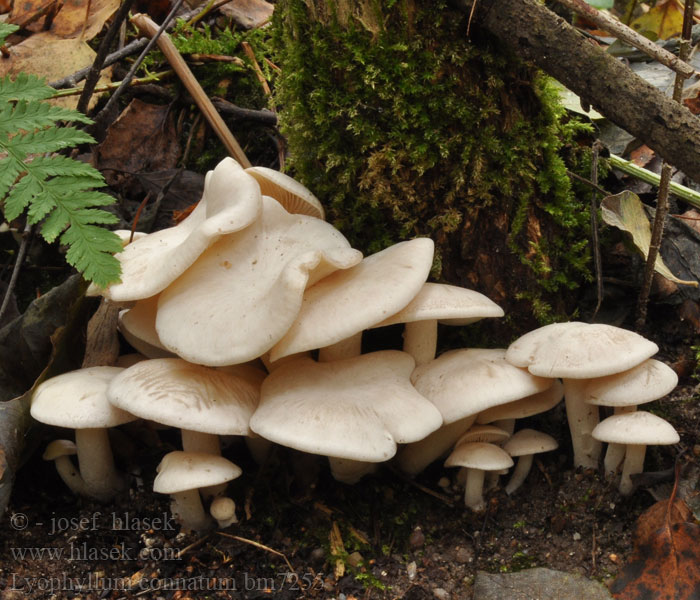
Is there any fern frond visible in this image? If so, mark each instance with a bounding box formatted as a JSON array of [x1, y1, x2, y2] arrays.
[[0, 73, 55, 104], [0, 100, 92, 136], [0, 72, 123, 286]]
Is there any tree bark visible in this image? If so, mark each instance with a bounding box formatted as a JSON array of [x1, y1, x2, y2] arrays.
[[465, 0, 700, 183]]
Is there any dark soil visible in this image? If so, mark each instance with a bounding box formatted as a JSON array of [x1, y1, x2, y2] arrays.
[[1, 367, 697, 600]]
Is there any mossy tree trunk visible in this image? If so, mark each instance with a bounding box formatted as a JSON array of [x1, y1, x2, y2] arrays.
[[273, 0, 594, 339]]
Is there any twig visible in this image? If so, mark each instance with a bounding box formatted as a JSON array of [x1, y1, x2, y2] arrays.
[[553, 0, 695, 79], [387, 466, 455, 506], [608, 154, 700, 207], [216, 532, 303, 588], [0, 223, 32, 325], [76, 0, 137, 115], [53, 70, 172, 97], [95, 0, 186, 126], [635, 0, 694, 330], [212, 97, 278, 125], [241, 41, 272, 97], [589, 141, 604, 321], [131, 12, 252, 167], [566, 169, 610, 197]]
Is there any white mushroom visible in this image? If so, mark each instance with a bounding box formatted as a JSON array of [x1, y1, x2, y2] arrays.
[[373, 283, 504, 365], [154, 451, 242, 531], [31, 367, 136, 500], [502, 429, 558, 495], [505, 322, 658, 469], [210, 496, 238, 528], [250, 351, 443, 484], [592, 411, 679, 495], [155, 196, 361, 366], [270, 238, 435, 362], [246, 166, 325, 219], [42, 440, 88, 497], [444, 442, 514, 511]]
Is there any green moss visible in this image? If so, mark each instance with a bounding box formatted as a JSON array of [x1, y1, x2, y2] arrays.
[[273, 0, 594, 329]]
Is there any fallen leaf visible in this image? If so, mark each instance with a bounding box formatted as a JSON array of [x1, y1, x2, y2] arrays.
[[0, 34, 112, 109], [610, 497, 700, 599], [629, 145, 655, 168], [629, 0, 683, 40], [96, 99, 182, 185], [219, 0, 274, 29], [11, 0, 119, 39], [601, 191, 698, 287]]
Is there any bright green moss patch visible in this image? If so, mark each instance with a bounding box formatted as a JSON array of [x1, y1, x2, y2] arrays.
[[273, 0, 594, 330]]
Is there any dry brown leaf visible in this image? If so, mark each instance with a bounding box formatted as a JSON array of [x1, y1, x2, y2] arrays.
[[0, 34, 111, 110], [10, 0, 119, 39], [610, 497, 700, 599], [96, 99, 181, 184], [629, 0, 683, 40], [629, 144, 655, 168], [219, 0, 274, 29]]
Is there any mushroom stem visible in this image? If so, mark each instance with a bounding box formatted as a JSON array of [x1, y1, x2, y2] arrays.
[[463, 468, 486, 512], [603, 406, 635, 478], [75, 428, 124, 501], [170, 489, 212, 531], [619, 443, 646, 496], [54, 456, 88, 496], [396, 416, 476, 476], [562, 380, 601, 469], [318, 333, 362, 362], [402, 320, 438, 366], [505, 454, 534, 495], [328, 457, 377, 484]]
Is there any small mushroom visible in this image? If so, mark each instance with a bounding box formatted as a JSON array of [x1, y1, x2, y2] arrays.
[[42, 440, 87, 497], [245, 166, 325, 219], [210, 496, 238, 528], [444, 442, 513, 511], [592, 411, 679, 495], [154, 451, 242, 531], [502, 429, 558, 494], [31, 367, 136, 500]]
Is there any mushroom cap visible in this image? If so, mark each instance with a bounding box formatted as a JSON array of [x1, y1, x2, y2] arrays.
[[592, 411, 680, 445], [250, 351, 443, 462], [155, 196, 361, 366], [454, 424, 511, 447], [505, 322, 658, 379], [31, 367, 136, 429], [411, 348, 553, 424], [153, 451, 242, 494], [476, 379, 564, 424], [246, 166, 325, 219], [97, 158, 263, 302], [444, 442, 514, 470], [502, 429, 558, 457], [270, 238, 435, 360], [118, 296, 175, 359], [583, 359, 678, 407], [107, 358, 260, 435], [374, 282, 504, 327], [43, 439, 77, 460]]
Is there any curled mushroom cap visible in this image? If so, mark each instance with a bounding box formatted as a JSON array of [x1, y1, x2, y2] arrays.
[[155, 196, 361, 366], [118, 296, 175, 358], [250, 351, 443, 464], [270, 238, 435, 361], [96, 158, 263, 302], [246, 166, 325, 219]]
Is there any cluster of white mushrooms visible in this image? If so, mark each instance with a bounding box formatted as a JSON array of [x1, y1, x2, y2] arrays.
[[29, 158, 680, 529]]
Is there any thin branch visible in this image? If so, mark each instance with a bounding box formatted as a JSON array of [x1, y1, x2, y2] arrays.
[[76, 0, 137, 114], [635, 0, 694, 330], [94, 0, 186, 125], [552, 0, 695, 79], [589, 141, 604, 322], [0, 223, 33, 325], [131, 12, 252, 167]]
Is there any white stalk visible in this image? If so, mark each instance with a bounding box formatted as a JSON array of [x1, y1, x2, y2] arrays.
[[603, 406, 636, 478], [505, 455, 534, 495], [619, 444, 646, 496], [181, 429, 221, 455], [402, 320, 438, 366], [54, 456, 88, 496], [328, 457, 377, 484], [170, 490, 212, 531], [75, 428, 123, 501], [464, 468, 486, 512], [318, 332, 362, 362], [562, 380, 601, 469]]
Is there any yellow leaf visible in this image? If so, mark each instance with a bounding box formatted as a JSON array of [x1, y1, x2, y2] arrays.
[[629, 0, 683, 41]]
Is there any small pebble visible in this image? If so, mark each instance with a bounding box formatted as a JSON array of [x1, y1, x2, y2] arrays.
[[347, 551, 363, 567], [433, 587, 450, 600], [407, 561, 417, 580], [573, 532, 581, 541], [437, 477, 450, 489], [454, 546, 473, 564], [609, 553, 619, 564]]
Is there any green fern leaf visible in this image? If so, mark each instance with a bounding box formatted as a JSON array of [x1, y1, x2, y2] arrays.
[[0, 73, 55, 104], [0, 72, 122, 285], [0, 23, 19, 46]]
